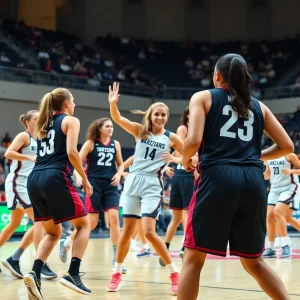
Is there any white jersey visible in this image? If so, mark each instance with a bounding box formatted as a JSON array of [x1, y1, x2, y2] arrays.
[[129, 130, 171, 176], [268, 156, 299, 188], [9, 133, 37, 178]]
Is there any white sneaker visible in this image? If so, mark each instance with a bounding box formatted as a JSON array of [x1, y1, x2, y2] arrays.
[[130, 240, 141, 252]]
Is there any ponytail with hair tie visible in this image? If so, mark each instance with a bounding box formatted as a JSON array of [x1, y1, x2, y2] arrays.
[[216, 53, 252, 120]]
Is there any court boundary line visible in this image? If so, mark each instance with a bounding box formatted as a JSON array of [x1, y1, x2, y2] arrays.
[[85, 277, 300, 296]]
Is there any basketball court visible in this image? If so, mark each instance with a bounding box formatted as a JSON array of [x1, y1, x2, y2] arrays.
[[1, 235, 300, 299]]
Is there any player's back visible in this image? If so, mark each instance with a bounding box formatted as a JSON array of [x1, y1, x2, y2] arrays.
[[199, 88, 264, 170], [33, 113, 73, 175]]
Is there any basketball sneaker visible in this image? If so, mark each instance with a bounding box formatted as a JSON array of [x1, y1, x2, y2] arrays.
[[107, 272, 122, 292], [170, 272, 179, 295], [112, 259, 127, 274], [2, 256, 23, 279], [137, 248, 151, 257], [281, 245, 291, 258], [59, 272, 91, 295], [262, 248, 276, 258], [129, 239, 141, 252], [158, 257, 166, 266], [41, 263, 57, 280], [179, 251, 184, 260], [24, 271, 43, 300], [59, 239, 68, 263]]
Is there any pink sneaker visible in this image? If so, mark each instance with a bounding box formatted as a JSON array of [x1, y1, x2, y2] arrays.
[[107, 272, 122, 292], [170, 272, 179, 295]]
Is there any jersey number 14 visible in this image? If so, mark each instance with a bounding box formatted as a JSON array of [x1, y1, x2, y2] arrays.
[[144, 147, 156, 161]]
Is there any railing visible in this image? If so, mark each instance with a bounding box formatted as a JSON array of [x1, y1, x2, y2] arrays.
[[0, 65, 299, 101]]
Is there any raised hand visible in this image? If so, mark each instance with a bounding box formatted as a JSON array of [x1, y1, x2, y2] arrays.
[[108, 82, 120, 104]]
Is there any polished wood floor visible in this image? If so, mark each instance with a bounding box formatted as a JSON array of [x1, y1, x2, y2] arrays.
[[1, 235, 300, 299]]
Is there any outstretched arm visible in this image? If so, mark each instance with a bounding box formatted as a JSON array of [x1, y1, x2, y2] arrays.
[[5, 132, 36, 162], [109, 82, 141, 138]]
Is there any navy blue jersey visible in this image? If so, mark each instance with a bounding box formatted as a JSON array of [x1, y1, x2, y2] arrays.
[[199, 88, 264, 171], [174, 125, 193, 178], [34, 113, 73, 175], [86, 139, 117, 180]]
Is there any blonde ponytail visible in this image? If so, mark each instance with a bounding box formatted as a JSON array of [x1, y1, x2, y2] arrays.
[[19, 110, 39, 129], [35, 87, 72, 139], [19, 114, 26, 127], [36, 93, 53, 139]]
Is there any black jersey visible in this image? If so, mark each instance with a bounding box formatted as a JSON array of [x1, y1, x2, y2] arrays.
[[86, 139, 117, 180], [34, 113, 73, 175], [198, 88, 264, 171]]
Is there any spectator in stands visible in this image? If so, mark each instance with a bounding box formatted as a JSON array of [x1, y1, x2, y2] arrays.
[[0, 164, 5, 191], [117, 69, 126, 81], [44, 59, 52, 72], [93, 53, 101, 64], [201, 74, 211, 88], [184, 57, 194, 69], [252, 86, 262, 99], [293, 106, 300, 121], [294, 74, 300, 90], [137, 48, 146, 60], [73, 61, 88, 77], [0, 52, 10, 62], [0, 141, 6, 168], [37, 48, 50, 61], [59, 58, 72, 73], [87, 72, 100, 90]]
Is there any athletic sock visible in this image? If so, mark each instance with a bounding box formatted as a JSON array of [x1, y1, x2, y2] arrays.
[[68, 257, 81, 276], [143, 243, 150, 250], [12, 247, 24, 261], [113, 262, 122, 273], [32, 259, 44, 279], [166, 262, 178, 274], [113, 245, 117, 260], [64, 237, 73, 248]]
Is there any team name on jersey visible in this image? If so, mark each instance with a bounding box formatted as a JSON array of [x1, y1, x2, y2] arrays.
[[141, 139, 165, 149], [96, 147, 115, 153], [269, 160, 285, 165], [49, 120, 54, 127]]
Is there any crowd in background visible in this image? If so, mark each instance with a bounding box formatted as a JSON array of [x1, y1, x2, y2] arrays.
[[1, 19, 300, 97]]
